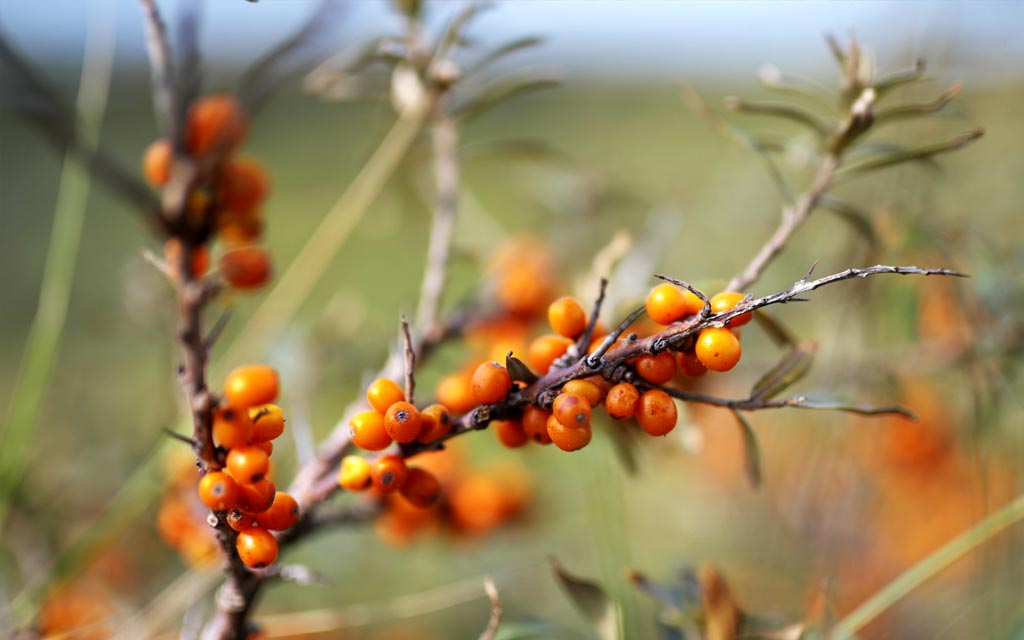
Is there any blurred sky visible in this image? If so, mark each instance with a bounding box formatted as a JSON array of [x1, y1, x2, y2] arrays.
[[1, 0, 1023, 85]]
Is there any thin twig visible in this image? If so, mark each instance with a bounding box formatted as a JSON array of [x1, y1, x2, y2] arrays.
[[478, 577, 502, 640], [137, 0, 179, 144], [401, 317, 417, 405]]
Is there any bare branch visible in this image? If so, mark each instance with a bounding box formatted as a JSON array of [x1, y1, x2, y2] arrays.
[[478, 577, 502, 640], [137, 0, 179, 143], [401, 317, 417, 405]]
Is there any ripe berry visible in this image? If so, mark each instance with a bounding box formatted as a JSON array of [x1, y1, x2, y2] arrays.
[[417, 404, 452, 444], [372, 455, 409, 493], [676, 351, 707, 377], [338, 455, 373, 491], [217, 209, 263, 245], [226, 508, 258, 532], [471, 361, 512, 405], [224, 365, 279, 410], [249, 404, 285, 442], [635, 351, 677, 384], [384, 401, 423, 444], [163, 238, 210, 280], [546, 415, 592, 452], [547, 297, 588, 338], [522, 405, 553, 444], [213, 405, 254, 449], [435, 371, 475, 414], [495, 420, 528, 448], [366, 378, 405, 414], [527, 334, 573, 373], [349, 410, 392, 451], [186, 93, 248, 157], [218, 156, 269, 213], [553, 393, 591, 428], [220, 246, 272, 290], [237, 478, 276, 513], [198, 471, 239, 511], [695, 327, 742, 372], [399, 467, 442, 508], [710, 291, 752, 327], [636, 389, 678, 436], [254, 492, 299, 530], [605, 382, 640, 419], [236, 528, 278, 569], [143, 139, 173, 187], [562, 379, 603, 408], [226, 446, 270, 484], [645, 284, 688, 325]]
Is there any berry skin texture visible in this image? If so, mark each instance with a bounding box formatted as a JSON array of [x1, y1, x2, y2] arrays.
[[495, 420, 528, 448], [546, 415, 592, 452], [218, 156, 269, 213], [226, 508, 258, 532], [366, 378, 405, 414], [417, 404, 452, 444], [198, 472, 239, 511], [645, 283, 689, 325], [226, 446, 271, 484], [547, 297, 588, 338], [349, 410, 393, 451], [237, 478, 277, 513], [522, 406, 553, 445], [435, 371, 476, 414], [677, 351, 708, 377], [471, 362, 513, 405], [605, 383, 640, 419], [224, 365, 279, 410], [220, 246, 272, 290], [213, 406, 254, 449], [255, 492, 299, 530], [636, 389, 678, 436], [553, 393, 591, 428], [695, 327, 743, 372], [710, 291, 753, 327], [635, 351, 678, 384], [400, 467, 442, 508], [563, 379, 603, 408], [143, 139, 173, 187], [527, 334, 574, 374], [236, 528, 278, 569], [249, 404, 285, 442], [186, 93, 248, 157], [338, 455, 373, 491], [384, 401, 423, 444], [372, 455, 409, 493]]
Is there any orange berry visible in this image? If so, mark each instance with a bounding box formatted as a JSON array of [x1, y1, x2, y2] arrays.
[[255, 492, 299, 530], [676, 351, 707, 377], [605, 382, 640, 419], [527, 334, 573, 373], [218, 156, 269, 213], [367, 378, 405, 414], [436, 371, 476, 414], [634, 351, 677, 384], [710, 291, 752, 327], [384, 401, 423, 444], [471, 361, 513, 405], [226, 446, 270, 484], [213, 405, 254, 449], [226, 508, 258, 532], [553, 393, 591, 427], [349, 410, 392, 451], [417, 404, 452, 443], [237, 478, 276, 513], [338, 455, 373, 491], [224, 365, 279, 409], [186, 93, 248, 157], [563, 379, 603, 407], [220, 245, 272, 290], [372, 454, 409, 493], [522, 405, 553, 445], [547, 414, 593, 452], [236, 528, 278, 568], [645, 283, 689, 325], [217, 209, 263, 245], [548, 297, 588, 338], [163, 238, 209, 279], [695, 327, 742, 372], [143, 139, 173, 187], [198, 471, 239, 511], [495, 420, 528, 448], [399, 467, 442, 508], [636, 389, 678, 436], [249, 404, 285, 442]]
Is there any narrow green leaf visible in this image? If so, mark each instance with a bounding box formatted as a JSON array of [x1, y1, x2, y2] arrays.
[[873, 59, 927, 99], [603, 420, 639, 476], [550, 557, 619, 640], [730, 410, 762, 489], [492, 620, 570, 640], [873, 82, 962, 127], [457, 75, 560, 122], [469, 36, 545, 76], [753, 310, 796, 348], [819, 196, 880, 249], [839, 128, 984, 177], [788, 394, 916, 420], [751, 340, 818, 401], [724, 97, 834, 137]]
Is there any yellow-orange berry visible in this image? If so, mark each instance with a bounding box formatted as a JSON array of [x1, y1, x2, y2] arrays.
[[226, 508, 258, 532], [217, 209, 263, 245], [198, 472, 239, 511], [186, 93, 248, 157], [213, 405, 254, 449], [349, 410, 392, 451], [495, 420, 528, 448], [435, 371, 476, 414], [236, 528, 278, 568], [372, 455, 409, 493], [471, 361, 512, 405], [220, 246, 272, 291], [605, 383, 639, 419], [563, 379, 602, 407], [645, 283, 688, 325], [635, 351, 677, 384], [417, 404, 452, 444], [527, 334, 573, 373], [546, 415, 592, 452], [224, 365, 279, 410], [710, 291, 752, 327], [522, 405, 553, 444], [254, 492, 299, 530], [695, 327, 742, 372], [226, 446, 270, 484], [548, 297, 588, 338], [237, 478, 276, 513], [143, 139, 173, 187], [384, 401, 423, 444], [366, 378, 405, 414], [249, 404, 285, 442], [338, 455, 373, 491], [676, 351, 707, 377], [253, 440, 273, 456], [218, 156, 269, 213], [636, 389, 677, 436], [553, 393, 591, 428], [399, 467, 442, 508]]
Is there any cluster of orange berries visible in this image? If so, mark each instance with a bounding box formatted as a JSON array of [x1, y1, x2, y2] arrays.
[[200, 364, 299, 569], [143, 93, 272, 291], [157, 447, 220, 567]]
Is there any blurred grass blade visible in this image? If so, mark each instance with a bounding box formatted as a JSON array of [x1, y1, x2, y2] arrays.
[[0, 3, 116, 532], [456, 73, 560, 122], [730, 410, 762, 489], [838, 128, 983, 177], [604, 420, 639, 476], [549, 557, 620, 640], [819, 196, 879, 248], [788, 394, 916, 420], [468, 36, 545, 76], [873, 82, 961, 127], [723, 97, 833, 137], [750, 339, 817, 401], [832, 493, 1024, 639]]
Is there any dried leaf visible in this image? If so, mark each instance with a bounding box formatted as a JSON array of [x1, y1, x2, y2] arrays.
[[506, 354, 539, 384], [550, 557, 619, 640], [750, 340, 817, 401], [730, 410, 762, 490]]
